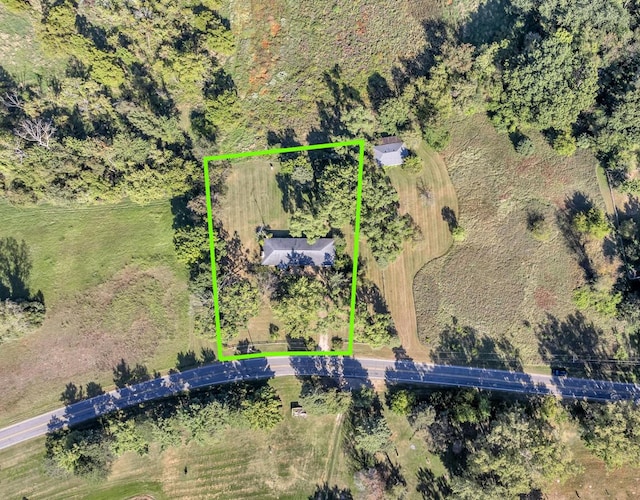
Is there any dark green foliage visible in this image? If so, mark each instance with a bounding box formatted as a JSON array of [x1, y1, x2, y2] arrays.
[[273, 275, 325, 338], [378, 96, 413, 134], [298, 387, 351, 415], [240, 385, 283, 430], [388, 389, 416, 416], [354, 308, 398, 348], [400, 153, 422, 174], [0, 0, 234, 205], [573, 401, 640, 469], [423, 125, 451, 151], [572, 207, 610, 239], [412, 390, 575, 499], [345, 388, 392, 461], [552, 130, 577, 156], [360, 166, 416, 266], [490, 29, 598, 132], [449, 405, 575, 498], [573, 285, 622, 317], [218, 278, 260, 341], [47, 380, 282, 478], [0, 298, 44, 343], [45, 428, 114, 479], [514, 134, 535, 156]]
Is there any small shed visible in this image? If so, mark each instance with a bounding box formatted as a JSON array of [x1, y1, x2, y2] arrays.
[[373, 136, 407, 167], [292, 407, 308, 418]]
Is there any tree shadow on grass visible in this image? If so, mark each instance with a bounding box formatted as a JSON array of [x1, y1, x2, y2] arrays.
[[394, 19, 450, 92], [366, 72, 394, 112], [556, 192, 598, 282], [441, 206, 458, 232], [122, 61, 175, 117], [430, 317, 523, 371], [308, 483, 353, 500], [458, 0, 518, 47], [536, 312, 634, 381], [112, 358, 158, 389], [416, 467, 451, 500], [0, 237, 42, 303], [266, 128, 302, 149]]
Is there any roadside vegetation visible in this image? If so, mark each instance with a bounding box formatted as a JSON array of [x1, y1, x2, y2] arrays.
[[2, 0, 640, 497], [4, 373, 640, 498]]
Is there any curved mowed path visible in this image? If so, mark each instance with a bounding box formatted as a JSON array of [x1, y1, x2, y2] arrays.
[[359, 142, 458, 360]]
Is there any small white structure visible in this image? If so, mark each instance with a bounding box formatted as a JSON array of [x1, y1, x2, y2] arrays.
[[373, 136, 407, 167]]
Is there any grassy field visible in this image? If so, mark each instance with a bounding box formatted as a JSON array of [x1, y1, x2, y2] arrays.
[[413, 113, 619, 364], [0, 378, 347, 499], [354, 141, 458, 359], [0, 200, 193, 427], [0, 3, 65, 81]]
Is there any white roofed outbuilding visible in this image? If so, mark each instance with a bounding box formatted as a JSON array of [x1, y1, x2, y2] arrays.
[[373, 136, 407, 167]]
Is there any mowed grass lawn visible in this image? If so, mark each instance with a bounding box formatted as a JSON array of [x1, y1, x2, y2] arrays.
[[355, 142, 458, 359], [218, 158, 289, 352], [414, 113, 617, 364], [0, 200, 193, 427], [218, 157, 289, 260], [0, 378, 347, 500]]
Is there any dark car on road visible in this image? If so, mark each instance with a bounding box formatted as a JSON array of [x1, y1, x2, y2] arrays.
[[551, 368, 567, 377]]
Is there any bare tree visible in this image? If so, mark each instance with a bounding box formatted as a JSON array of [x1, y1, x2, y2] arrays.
[[15, 118, 56, 149], [417, 179, 434, 206], [0, 91, 24, 110]]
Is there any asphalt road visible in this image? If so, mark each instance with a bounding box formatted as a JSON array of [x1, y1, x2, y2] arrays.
[[2, 356, 640, 451]]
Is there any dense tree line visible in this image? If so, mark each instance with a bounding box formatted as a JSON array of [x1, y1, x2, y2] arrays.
[[46, 380, 282, 478], [398, 389, 577, 498], [0, 0, 234, 204], [342, 388, 406, 498]]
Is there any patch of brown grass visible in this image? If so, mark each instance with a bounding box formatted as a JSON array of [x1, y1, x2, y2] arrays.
[[0, 265, 188, 427], [414, 113, 618, 364]]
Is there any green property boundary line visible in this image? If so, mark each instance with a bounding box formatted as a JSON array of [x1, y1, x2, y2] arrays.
[[203, 139, 365, 361]]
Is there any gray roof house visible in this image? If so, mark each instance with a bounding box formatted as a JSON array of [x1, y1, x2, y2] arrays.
[[373, 136, 407, 167], [261, 238, 335, 268]]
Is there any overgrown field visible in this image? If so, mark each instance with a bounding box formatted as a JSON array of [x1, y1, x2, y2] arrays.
[[414, 114, 618, 364], [222, 0, 428, 148], [0, 201, 192, 427]]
